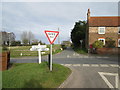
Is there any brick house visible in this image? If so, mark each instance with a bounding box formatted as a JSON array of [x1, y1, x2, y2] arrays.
[[86, 9, 120, 49]]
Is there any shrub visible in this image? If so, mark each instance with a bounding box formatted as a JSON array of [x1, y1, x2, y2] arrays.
[[61, 45, 67, 50], [2, 46, 8, 51], [11, 41, 21, 46], [92, 40, 104, 48], [105, 37, 115, 48]]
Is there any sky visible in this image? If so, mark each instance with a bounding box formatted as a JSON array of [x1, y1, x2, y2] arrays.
[[1, 2, 118, 44]]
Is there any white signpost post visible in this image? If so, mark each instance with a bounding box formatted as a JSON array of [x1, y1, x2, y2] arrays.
[[30, 43, 49, 64], [45, 30, 59, 71], [80, 40, 83, 48]]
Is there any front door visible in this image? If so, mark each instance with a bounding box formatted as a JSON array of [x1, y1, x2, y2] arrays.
[[118, 39, 120, 47]]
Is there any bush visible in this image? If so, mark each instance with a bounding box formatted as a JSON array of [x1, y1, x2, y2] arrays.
[[2, 46, 8, 51], [105, 38, 115, 48], [11, 41, 21, 46], [61, 45, 67, 50], [92, 40, 104, 48], [32, 42, 38, 45]]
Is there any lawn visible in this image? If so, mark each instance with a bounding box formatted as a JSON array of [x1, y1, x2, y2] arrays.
[[2, 62, 71, 88], [2, 44, 63, 58]]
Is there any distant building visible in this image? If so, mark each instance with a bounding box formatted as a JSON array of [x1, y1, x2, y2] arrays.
[[61, 41, 71, 47], [86, 9, 120, 48], [0, 31, 15, 45]]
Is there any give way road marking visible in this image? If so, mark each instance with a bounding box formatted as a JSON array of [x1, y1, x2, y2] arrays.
[[98, 72, 119, 88]]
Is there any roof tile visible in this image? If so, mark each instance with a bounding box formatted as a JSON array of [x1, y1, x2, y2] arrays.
[[89, 16, 120, 27]]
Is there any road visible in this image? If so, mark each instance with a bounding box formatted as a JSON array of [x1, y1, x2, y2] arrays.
[[11, 47, 120, 89]]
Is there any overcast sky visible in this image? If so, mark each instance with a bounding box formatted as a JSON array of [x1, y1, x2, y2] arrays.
[[1, 2, 118, 44]]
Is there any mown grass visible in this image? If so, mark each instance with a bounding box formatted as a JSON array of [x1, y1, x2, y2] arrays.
[[2, 62, 71, 88], [2, 44, 62, 58]]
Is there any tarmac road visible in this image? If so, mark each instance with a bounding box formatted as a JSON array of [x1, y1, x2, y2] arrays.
[[11, 47, 120, 89], [11, 47, 118, 64]]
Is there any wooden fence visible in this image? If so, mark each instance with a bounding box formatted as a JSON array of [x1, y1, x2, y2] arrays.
[[0, 52, 10, 71]]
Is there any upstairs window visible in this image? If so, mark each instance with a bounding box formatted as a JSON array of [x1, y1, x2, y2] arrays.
[[118, 27, 120, 34], [98, 27, 105, 34]]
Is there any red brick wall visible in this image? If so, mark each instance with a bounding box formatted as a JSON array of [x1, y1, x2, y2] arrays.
[[88, 27, 119, 47], [0, 52, 10, 71], [96, 48, 120, 55]]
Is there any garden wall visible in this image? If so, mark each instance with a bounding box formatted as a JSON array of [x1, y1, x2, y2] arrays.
[[0, 52, 10, 71], [96, 48, 120, 55]]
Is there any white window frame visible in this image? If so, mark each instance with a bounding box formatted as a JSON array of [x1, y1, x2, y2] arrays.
[[118, 39, 120, 47], [118, 27, 120, 34], [98, 38, 105, 45], [98, 27, 105, 34]]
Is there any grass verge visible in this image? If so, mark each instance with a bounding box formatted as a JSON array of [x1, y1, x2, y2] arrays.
[[73, 47, 88, 54], [2, 44, 63, 58], [2, 62, 71, 88]]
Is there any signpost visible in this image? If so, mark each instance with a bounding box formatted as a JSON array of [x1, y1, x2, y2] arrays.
[[80, 40, 83, 48], [30, 43, 49, 64], [44, 30, 59, 71]]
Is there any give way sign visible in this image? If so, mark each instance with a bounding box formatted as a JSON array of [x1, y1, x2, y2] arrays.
[[45, 30, 59, 44]]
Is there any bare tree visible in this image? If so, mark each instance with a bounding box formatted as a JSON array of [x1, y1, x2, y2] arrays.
[[21, 31, 28, 45], [28, 31, 34, 45], [21, 31, 34, 45]]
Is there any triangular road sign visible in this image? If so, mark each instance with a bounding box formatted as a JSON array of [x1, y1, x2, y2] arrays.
[[45, 30, 59, 44]]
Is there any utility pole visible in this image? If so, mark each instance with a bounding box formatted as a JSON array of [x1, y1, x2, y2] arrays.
[[58, 27, 60, 44], [8, 32, 10, 51]]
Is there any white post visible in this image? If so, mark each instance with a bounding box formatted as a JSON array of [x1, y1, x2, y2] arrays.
[[38, 49, 41, 64], [50, 44, 52, 71]]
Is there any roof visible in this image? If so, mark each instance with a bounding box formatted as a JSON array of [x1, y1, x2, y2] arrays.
[[89, 16, 120, 27]]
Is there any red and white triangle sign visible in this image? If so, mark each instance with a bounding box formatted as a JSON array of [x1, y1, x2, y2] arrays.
[[45, 30, 59, 44]]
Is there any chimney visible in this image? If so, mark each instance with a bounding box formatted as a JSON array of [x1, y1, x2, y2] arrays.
[[87, 9, 90, 21]]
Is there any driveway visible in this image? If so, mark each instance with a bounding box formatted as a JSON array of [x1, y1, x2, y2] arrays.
[[11, 47, 120, 89]]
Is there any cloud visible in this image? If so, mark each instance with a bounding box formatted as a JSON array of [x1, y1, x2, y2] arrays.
[[2, 2, 118, 44], [1, 0, 119, 2]]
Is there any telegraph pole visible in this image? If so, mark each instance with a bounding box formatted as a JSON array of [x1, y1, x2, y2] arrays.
[[8, 32, 10, 51]]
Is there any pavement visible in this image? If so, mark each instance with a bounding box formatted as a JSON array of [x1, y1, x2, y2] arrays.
[[10, 47, 120, 89]]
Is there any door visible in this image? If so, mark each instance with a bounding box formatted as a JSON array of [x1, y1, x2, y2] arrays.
[[118, 39, 120, 47]]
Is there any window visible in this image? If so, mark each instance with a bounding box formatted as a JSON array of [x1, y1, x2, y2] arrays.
[[118, 27, 120, 34], [98, 38, 105, 45], [118, 39, 120, 47], [98, 27, 105, 34]]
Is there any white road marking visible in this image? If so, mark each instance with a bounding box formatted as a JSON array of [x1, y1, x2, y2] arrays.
[[73, 53, 76, 56], [75, 54, 79, 56], [97, 57, 109, 58], [110, 64, 119, 68], [98, 72, 119, 88], [62, 64, 119, 68], [64, 64, 72, 66], [100, 64, 109, 67], [73, 64, 81, 66], [82, 64, 90, 67], [91, 64, 99, 67], [67, 55, 70, 58]]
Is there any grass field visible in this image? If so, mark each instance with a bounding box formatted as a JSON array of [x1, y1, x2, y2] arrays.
[[2, 44, 63, 58], [2, 62, 71, 88]]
